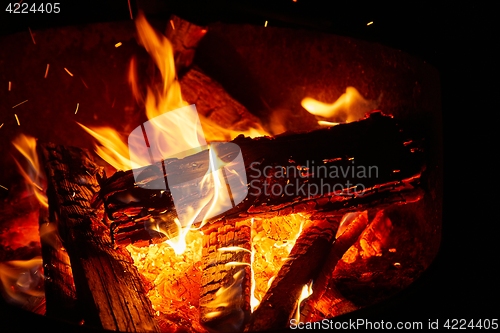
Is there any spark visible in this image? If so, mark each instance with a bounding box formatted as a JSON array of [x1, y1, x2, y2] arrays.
[[264, 20, 268, 27], [44, 64, 50, 78], [12, 100, 28, 108], [28, 27, 36, 45], [81, 78, 88, 89], [170, 19, 175, 30], [0, 123, 3, 129], [8, 81, 11, 91], [127, 0, 133, 19], [0, 185, 8, 191], [14, 114, 20, 126], [75, 103, 80, 114], [367, 21, 374, 26], [115, 42, 122, 48], [64, 68, 74, 76]]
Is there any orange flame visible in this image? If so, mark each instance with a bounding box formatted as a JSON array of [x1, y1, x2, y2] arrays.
[[302, 86, 381, 125], [79, 13, 269, 256], [12, 134, 48, 208]]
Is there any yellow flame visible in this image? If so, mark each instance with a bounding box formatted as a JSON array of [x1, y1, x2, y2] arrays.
[[77, 123, 131, 171], [294, 280, 313, 323], [302, 86, 380, 125], [0, 257, 45, 305], [12, 134, 48, 208]]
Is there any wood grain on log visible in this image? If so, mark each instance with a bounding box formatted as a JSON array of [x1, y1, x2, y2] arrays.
[[39, 143, 160, 332], [180, 67, 264, 134], [300, 211, 369, 321], [199, 219, 252, 333], [38, 205, 78, 322], [165, 15, 207, 74], [245, 218, 339, 331], [96, 112, 424, 247]]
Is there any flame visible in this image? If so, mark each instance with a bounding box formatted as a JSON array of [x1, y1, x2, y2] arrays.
[[12, 134, 47, 208], [302, 86, 380, 125], [82, 12, 267, 172], [0, 257, 45, 305], [294, 280, 313, 323]]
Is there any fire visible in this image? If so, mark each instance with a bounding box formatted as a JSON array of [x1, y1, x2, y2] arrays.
[[301, 86, 380, 125], [79, 13, 267, 256], [12, 134, 48, 209], [251, 214, 311, 306], [0, 257, 45, 305], [294, 280, 313, 323]]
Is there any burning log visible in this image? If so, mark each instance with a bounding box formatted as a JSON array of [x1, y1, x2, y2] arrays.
[[38, 205, 79, 322], [165, 14, 263, 135], [245, 218, 339, 331], [300, 211, 370, 321], [96, 112, 423, 246], [38, 143, 160, 332], [199, 219, 252, 332], [180, 67, 264, 134], [165, 15, 207, 74]]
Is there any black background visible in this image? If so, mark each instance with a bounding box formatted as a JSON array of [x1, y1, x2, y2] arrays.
[[0, 1, 497, 331]]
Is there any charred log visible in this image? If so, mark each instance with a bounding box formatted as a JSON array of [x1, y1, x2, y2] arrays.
[[38, 205, 78, 322], [180, 67, 264, 134], [199, 219, 252, 332], [96, 112, 424, 246], [165, 15, 207, 75], [300, 211, 369, 321], [245, 218, 338, 331], [39, 143, 160, 332]]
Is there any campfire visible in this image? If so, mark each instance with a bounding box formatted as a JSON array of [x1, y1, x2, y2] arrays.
[[0, 9, 441, 333]]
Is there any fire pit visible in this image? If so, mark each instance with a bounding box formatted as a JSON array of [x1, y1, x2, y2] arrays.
[[0, 2, 442, 332]]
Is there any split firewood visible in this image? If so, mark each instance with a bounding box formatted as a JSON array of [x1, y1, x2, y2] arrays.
[[299, 211, 370, 321], [95, 112, 424, 247], [199, 219, 252, 333], [245, 218, 339, 331], [165, 14, 207, 75], [38, 205, 79, 322], [164, 14, 263, 135], [38, 143, 160, 332], [180, 67, 264, 134]]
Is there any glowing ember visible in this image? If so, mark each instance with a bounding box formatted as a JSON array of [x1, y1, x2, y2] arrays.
[[64, 67, 73, 76], [12, 99, 28, 108], [44, 64, 49, 78], [251, 214, 310, 304], [28, 27, 36, 45], [74, 103, 79, 114], [115, 42, 122, 48]]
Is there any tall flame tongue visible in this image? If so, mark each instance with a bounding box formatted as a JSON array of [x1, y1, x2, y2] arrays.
[[12, 134, 47, 209], [80, 13, 267, 256]]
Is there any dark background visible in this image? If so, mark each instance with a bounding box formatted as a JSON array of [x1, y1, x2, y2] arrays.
[[0, 1, 497, 331]]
